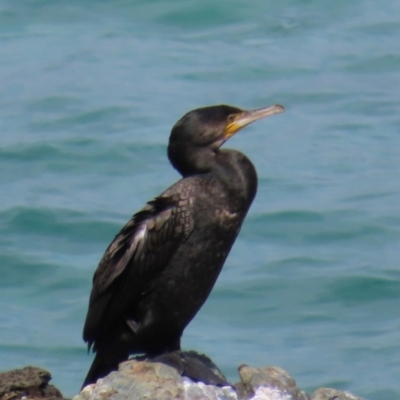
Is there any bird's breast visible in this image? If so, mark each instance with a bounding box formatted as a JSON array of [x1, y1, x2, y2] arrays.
[[214, 208, 241, 232]]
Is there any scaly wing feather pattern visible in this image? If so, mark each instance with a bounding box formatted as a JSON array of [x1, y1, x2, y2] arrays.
[[83, 192, 194, 346]]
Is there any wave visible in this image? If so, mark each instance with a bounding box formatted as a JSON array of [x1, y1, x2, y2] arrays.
[[243, 209, 399, 244]]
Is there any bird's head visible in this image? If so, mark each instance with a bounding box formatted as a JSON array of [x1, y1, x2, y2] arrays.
[[168, 104, 284, 175]]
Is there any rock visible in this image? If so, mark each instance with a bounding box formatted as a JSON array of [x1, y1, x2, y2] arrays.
[[182, 378, 238, 400], [0, 366, 63, 400], [73, 352, 364, 400], [76, 359, 184, 400], [74, 357, 309, 400], [311, 388, 365, 400], [151, 350, 229, 387], [236, 365, 310, 400]]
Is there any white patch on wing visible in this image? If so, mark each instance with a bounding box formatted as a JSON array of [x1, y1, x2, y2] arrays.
[[135, 223, 148, 241], [113, 222, 148, 276]]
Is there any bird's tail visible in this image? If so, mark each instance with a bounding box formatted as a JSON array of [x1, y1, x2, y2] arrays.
[[81, 336, 133, 390], [82, 348, 127, 390]]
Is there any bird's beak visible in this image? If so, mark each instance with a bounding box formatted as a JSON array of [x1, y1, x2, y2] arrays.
[[224, 104, 285, 139]]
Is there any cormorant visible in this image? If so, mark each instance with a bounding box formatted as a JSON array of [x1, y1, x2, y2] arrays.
[[82, 103, 284, 387]]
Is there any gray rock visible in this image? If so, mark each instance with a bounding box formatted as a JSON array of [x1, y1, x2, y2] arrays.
[[236, 365, 310, 400], [182, 377, 237, 400], [76, 359, 185, 400], [75, 360, 308, 400], [75, 358, 238, 400], [311, 388, 365, 400], [74, 356, 364, 400]]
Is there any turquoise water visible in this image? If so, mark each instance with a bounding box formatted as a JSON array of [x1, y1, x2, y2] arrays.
[[1, 0, 400, 398]]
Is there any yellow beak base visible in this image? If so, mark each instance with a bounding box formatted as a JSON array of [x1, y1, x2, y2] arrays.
[[224, 104, 285, 139]]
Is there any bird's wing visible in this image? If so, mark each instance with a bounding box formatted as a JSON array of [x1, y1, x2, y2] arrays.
[[83, 193, 194, 343]]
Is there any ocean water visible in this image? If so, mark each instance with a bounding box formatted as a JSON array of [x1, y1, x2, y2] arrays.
[[1, 0, 400, 398]]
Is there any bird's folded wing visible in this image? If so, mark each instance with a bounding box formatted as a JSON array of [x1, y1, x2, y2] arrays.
[[83, 194, 194, 343]]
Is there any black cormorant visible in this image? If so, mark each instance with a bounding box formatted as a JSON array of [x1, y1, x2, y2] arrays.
[[82, 103, 284, 387]]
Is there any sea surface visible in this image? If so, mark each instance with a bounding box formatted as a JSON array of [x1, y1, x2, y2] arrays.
[[1, 0, 400, 398]]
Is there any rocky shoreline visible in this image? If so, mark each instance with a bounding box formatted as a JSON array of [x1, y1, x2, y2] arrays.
[[0, 366, 64, 400], [1, 353, 364, 400]]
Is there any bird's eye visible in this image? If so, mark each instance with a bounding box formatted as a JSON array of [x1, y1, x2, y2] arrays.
[[227, 115, 236, 123]]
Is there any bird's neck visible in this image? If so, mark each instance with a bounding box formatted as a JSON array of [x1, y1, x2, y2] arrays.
[[168, 145, 216, 177], [169, 146, 257, 209], [212, 149, 258, 208]]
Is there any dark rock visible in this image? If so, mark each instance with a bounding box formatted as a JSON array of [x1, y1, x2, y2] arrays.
[[0, 366, 63, 400], [150, 350, 229, 387]]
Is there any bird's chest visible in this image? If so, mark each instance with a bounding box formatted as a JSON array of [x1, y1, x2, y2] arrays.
[[191, 186, 244, 238], [213, 207, 241, 232]]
